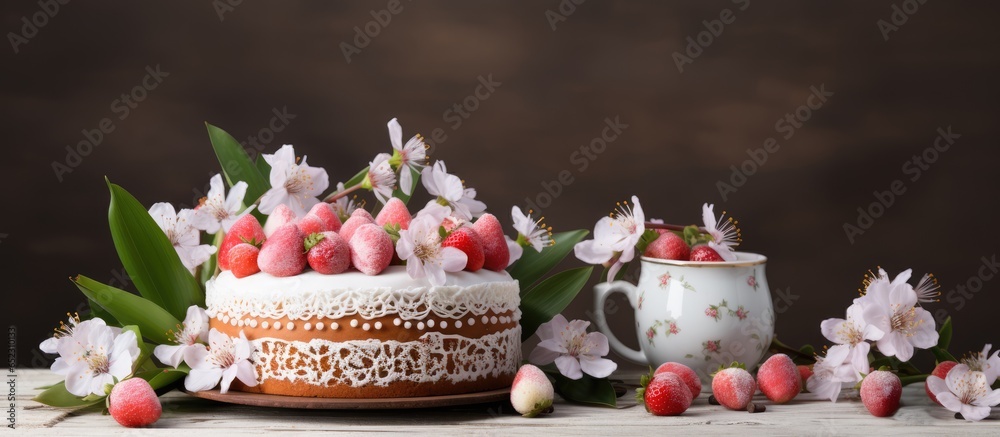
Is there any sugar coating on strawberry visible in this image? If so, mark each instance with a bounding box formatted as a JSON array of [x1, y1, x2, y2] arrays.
[[375, 197, 412, 230], [349, 224, 393, 275], [442, 228, 485, 272], [109, 377, 161, 428], [228, 243, 261, 278], [644, 232, 690, 261], [307, 202, 342, 232], [690, 245, 724, 262], [797, 365, 814, 389], [757, 353, 801, 403], [257, 224, 307, 277], [471, 213, 509, 271], [642, 373, 692, 416], [510, 364, 554, 418], [926, 361, 958, 406], [339, 208, 376, 244], [263, 204, 298, 238], [654, 362, 702, 398], [861, 370, 902, 417], [306, 232, 351, 275], [711, 367, 756, 410], [218, 214, 265, 271]]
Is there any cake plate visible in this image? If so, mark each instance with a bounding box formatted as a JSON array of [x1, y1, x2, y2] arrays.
[[183, 387, 512, 410]]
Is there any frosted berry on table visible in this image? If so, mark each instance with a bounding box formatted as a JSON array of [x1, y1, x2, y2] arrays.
[[860, 370, 902, 417], [757, 353, 801, 404], [510, 364, 554, 418], [653, 362, 702, 398], [109, 378, 161, 428], [711, 364, 756, 410], [639, 372, 692, 416]]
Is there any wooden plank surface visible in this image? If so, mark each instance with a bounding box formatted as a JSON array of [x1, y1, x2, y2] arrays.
[[12, 369, 999, 435]]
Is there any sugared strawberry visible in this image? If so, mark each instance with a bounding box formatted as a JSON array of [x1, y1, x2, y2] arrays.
[[797, 365, 814, 390], [471, 213, 509, 271], [257, 224, 306, 277], [711, 366, 756, 410], [375, 197, 412, 230], [442, 228, 485, 272], [757, 354, 801, 403], [644, 232, 690, 261], [654, 362, 702, 398], [228, 243, 261, 278], [297, 215, 328, 236], [307, 202, 342, 232], [349, 224, 393, 275], [306, 232, 351, 275], [861, 370, 902, 417], [639, 372, 692, 416], [108, 378, 161, 428], [263, 204, 297, 238], [690, 245, 724, 262], [339, 208, 376, 244], [926, 361, 958, 405], [510, 364, 554, 418], [218, 214, 265, 271]]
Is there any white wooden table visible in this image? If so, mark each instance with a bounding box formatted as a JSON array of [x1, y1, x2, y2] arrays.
[[12, 369, 999, 435]]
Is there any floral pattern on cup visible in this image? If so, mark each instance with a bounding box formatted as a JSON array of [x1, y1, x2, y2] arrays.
[[658, 272, 696, 292], [644, 319, 680, 346], [638, 291, 645, 310], [730, 305, 749, 321], [703, 340, 721, 354], [705, 300, 728, 322], [747, 274, 759, 291]]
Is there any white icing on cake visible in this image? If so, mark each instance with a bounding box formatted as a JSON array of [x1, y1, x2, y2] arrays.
[[252, 326, 522, 387], [206, 266, 521, 322]]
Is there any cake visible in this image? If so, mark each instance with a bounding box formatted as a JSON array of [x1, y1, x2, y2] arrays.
[[205, 266, 522, 398]]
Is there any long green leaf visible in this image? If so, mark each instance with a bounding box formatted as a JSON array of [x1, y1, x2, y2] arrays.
[[135, 367, 188, 393], [520, 266, 593, 341], [937, 316, 952, 350], [33, 382, 104, 408], [206, 123, 270, 223], [550, 371, 617, 407], [508, 229, 589, 293], [74, 275, 181, 345], [106, 180, 204, 319], [198, 231, 223, 288]]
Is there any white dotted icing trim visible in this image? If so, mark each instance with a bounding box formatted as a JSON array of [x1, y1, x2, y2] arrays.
[[207, 277, 520, 322], [250, 326, 521, 387]]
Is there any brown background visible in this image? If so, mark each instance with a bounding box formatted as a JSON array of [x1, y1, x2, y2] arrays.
[[3, 1, 998, 371]]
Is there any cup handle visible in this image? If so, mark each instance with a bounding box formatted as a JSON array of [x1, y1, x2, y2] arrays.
[[593, 280, 648, 365]]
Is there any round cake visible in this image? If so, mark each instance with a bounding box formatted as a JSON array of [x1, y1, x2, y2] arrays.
[[205, 266, 521, 398]]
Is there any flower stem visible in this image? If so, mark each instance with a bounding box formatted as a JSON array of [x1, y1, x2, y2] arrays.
[[644, 222, 706, 232], [899, 374, 929, 387], [323, 184, 362, 203]]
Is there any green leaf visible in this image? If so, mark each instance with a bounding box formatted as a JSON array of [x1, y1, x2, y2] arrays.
[[135, 367, 188, 392], [87, 298, 119, 326], [937, 316, 952, 350], [931, 346, 958, 364], [519, 266, 593, 341], [106, 180, 204, 319], [508, 229, 589, 292], [205, 123, 270, 223], [550, 371, 617, 407], [73, 275, 181, 345], [255, 154, 272, 179], [343, 167, 369, 188], [33, 382, 104, 408], [199, 231, 223, 287]]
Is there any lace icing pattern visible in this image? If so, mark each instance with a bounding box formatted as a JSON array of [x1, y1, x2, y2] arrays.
[[251, 326, 522, 387], [207, 281, 521, 321]]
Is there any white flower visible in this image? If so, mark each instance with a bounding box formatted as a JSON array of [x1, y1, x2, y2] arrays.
[[528, 314, 617, 380], [927, 364, 1000, 421], [330, 182, 361, 223], [395, 211, 468, 286], [820, 303, 880, 378], [183, 329, 258, 394], [961, 344, 1000, 385], [421, 161, 486, 221], [511, 206, 553, 252], [573, 196, 645, 281], [387, 118, 428, 196], [806, 345, 860, 402], [258, 144, 330, 217], [913, 273, 941, 304], [154, 306, 210, 368], [149, 203, 217, 272], [859, 268, 938, 362], [39, 313, 81, 354], [194, 174, 253, 234], [363, 153, 397, 204], [701, 203, 741, 261], [51, 318, 139, 397]]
